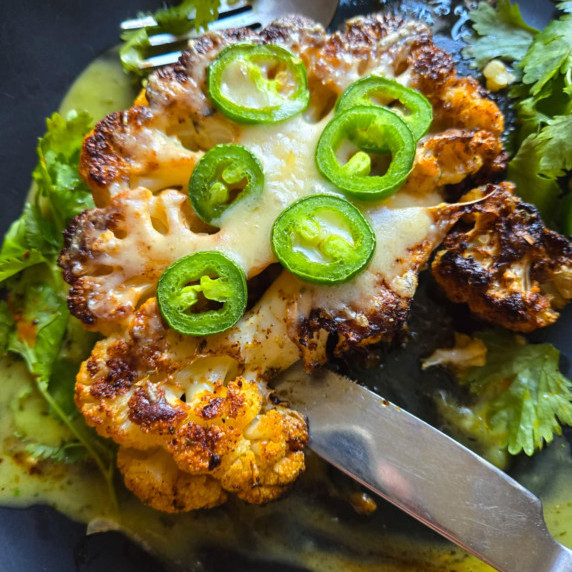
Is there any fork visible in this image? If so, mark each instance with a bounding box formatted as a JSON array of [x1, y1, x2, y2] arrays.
[[121, 0, 340, 70]]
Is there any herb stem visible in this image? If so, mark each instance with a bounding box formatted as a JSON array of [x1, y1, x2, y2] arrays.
[[35, 377, 118, 513]]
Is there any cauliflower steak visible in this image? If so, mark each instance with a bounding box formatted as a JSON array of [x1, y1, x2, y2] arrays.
[[57, 13, 568, 511]]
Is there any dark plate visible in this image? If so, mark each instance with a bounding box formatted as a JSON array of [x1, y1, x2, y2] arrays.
[[0, 1, 569, 571]]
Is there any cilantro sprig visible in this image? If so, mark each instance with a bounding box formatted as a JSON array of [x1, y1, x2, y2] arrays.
[[434, 331, 572, 462], [462, 0, 538, 71], [460, 331, 572, 456], [0, 111, 116, 508], [464, 1, 572, 235]]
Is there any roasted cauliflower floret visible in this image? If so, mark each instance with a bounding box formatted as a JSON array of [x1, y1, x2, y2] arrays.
[[432, 182, 572, 332], [408, 45, 504, 136], [422, 332, 487, 375], [77, 287, 307, 509], [117, 447, 227, 513], [59, 188, 215, 331], [398, 129, 505, 199]]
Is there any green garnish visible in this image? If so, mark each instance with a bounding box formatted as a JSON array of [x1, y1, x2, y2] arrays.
[[120, 0, 229, 75], [0, 111, 116, 507], [464, 1, 572, 234], [458, 331, 572, 456], [462, 0, 538, 72]]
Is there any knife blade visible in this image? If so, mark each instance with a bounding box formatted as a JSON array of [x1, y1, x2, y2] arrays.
[[272, 363, 572, 572]]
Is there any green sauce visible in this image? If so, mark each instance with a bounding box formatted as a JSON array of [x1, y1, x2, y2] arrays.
[[60, 48, 138, 121], [0, 47, 570, 572]]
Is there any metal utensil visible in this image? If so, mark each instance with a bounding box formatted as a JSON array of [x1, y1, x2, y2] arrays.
[[273, 363, 572, 572], [120, 0, 339, 69]]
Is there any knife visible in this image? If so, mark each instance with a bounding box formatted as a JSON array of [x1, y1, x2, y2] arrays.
[[272, 363, 572, 572]]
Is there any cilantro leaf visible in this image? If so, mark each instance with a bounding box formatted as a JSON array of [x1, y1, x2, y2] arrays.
[[120, 29, 152, 75], [7, 269, 69, 386], [519, 12, 572, 95], [507, 135, 562, 221], [507, 113, 572, 226], [0, 203, 60, 281], [25, 442, 89, 465], [463, 0, 537, 69], [0, 253, 47, 284], [0, 111, 93, 283], [33, 110, 94, 227], [0, 301, 14, 355], [459, 331, 572, 456], [536, 114, 572, 178], [464, 1, 572, 235]]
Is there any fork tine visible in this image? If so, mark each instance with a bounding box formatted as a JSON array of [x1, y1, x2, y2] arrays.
[[121, 15, 158, 31], [148, 33, 191, 48], [120, 0, 252, 32], [207, 8, 261, 31], [138, 52, 184, 70]]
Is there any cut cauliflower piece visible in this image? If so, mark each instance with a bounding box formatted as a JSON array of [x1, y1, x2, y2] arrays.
[[81, 106, 205, 207], [409, 45, 504, 136], [59, 188, 217, 330], [432, 182, 572, 332], [422, 332, 487, 375], [398, 129, 506, 198]]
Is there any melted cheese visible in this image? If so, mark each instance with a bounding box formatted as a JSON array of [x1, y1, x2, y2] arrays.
[[86, 109, 449, 323], [216, 113, 445, 312]]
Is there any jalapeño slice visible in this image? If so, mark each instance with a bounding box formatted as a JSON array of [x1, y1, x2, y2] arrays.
[[336, 76, 433, 141], [316, 106, 415, 201], [271, 195, 375, 285], [207, 43, 310, 123], [157, 252, 247, 336], [189, 144, 264, 223]]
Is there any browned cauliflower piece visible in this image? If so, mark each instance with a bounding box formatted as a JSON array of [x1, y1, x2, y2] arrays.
[[422, 332, 487, 375], [117, 447, 227, 513], [59, 188, 211, 331], [399, 129, 506, 197], [76, 275, 307, 509], [408, 44, 504, 136], [432, 182, 572, 332]]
